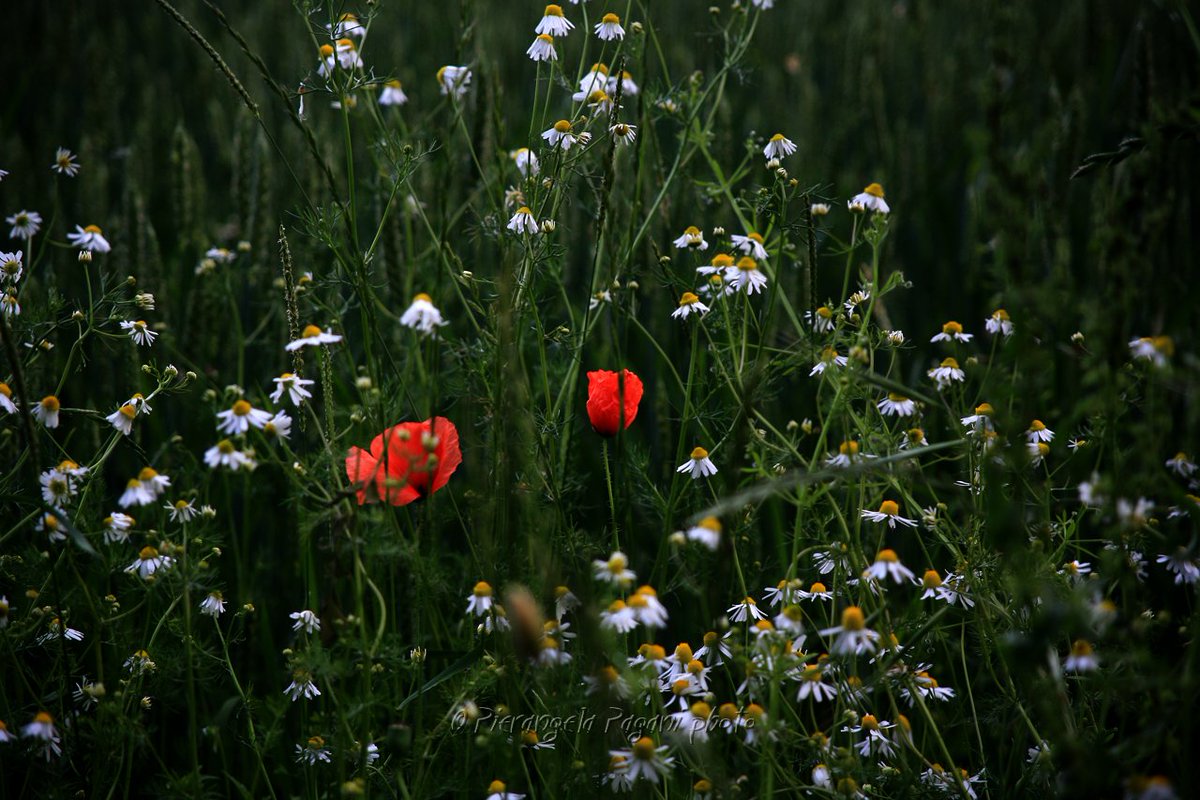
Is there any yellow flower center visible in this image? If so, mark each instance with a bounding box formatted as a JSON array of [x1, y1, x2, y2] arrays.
[[810, 582, 827, 593], [232, 400, 252, 416], [710, 253, 734, 268], [521, 730, 539, 746], [993, 308, 1009, 320], [138, 467, 158, 481], [413, 292, 432, 303], [632, 737, 656, 760], [536, 33, 554, 44], [841, 606, 865, 631], [601, 665, 620, 683], [907, 427, 924, 441], [553, 119, 572, 133], [473, 581, 493, 597], [690, 446, 709, 459], [1030, 419, 1046, 431], [84, 224, 102, 234], [674, 643, 693, 662], [1071, 639, 1092, 657], [748, 232, 764, 244], [736, 256, 758, 272], [975, 403, 993, 415], [769, 133, 786, 142], [888, 392, 908, 402], [879, 500, 900, 516], [301, 324, 322, 338], [718, 702, 739, 721], [876, 548, 899, 563], [544, 3, 563, 16], [337, 38, 355, 50], [34, 711, 53, 724], [139, 546, 159, 560], [689, 701, 712, 719], [922, 570, 942, 588], [607, 599, 627, 613], [602, 12, 620, 24], [863, 183, 885, 198], [679, 291, 699, 306], [839, 440, 859, 456], [607, 553, 627, 572], [215, 439, 235, 455], [940, 357, 960, 368], [816, 305, 832, 318], [119, 404, 137, 419], [942, 321, 962, 334], [860, 714, 880, 731], [41, 395, 60, 412]]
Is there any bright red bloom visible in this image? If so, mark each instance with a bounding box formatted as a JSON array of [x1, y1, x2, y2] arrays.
[[345, 416, 462, 505], [586, 369, 644, 437]]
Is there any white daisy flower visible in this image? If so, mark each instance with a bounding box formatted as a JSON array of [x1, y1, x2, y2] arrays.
[[286, 324, 342, 351], [877, 392, 916, 417], [731, 232, 769, 260], [807, 305, 835, 333], [270, 373, 315, 406], [536, 4, 574, 35], [466, 581, 494, 616], [284, 670, 321, 701], [593, 551, 636, 586], [608, 737, 674, 785], [599, 599, 638, 633], [848, 182, 890, 214], [290, 609, 321, 634], [52, 147, 81, 176], [930, 320, 973, 343], [103, 512, 135, 544], [437, 65, 472, 98], [762, 133, 796, 160], [6, 210, 43, 240], [927, 357, 965, 388], [985, 308, 1014, 336], [119, 319, 157, 346], [400, 293, 447, 335], [960, 403, 995, 434], [1165, 451, 1197, 477], [66, 224, 111, 252], [676, 446, 718, 479], [683, 516, 721, 550], [200, 591, 227, 617], [629, 586, 669, 628], [820, 606, 881, 655], [727, 596, 766, 622], [725, 256, 768, 295], [510, 147, 539, 177], [593, 12, 625, 40], [379, 79, 408, 106], [32, 395, 61, 428], [126, 545, 172, 580], [507, 206, 540, 235], [541, 120, 578, 150], [796, 663, 838, 702], [1026, 419, 1054, 443], [860, 500, 918, 528], [204, 439, 257, 471], [1, 250, 22, 284], [670, 291, 709, 320], [672, 225, 708, 250], [810, 346, 848, 377], [610, 123, 637, 144], [106, 402, 139, 436], [328, 12, 365, 38], [526, 34, 557, 62], [484, 779, 525, 800], [22, 712, 62, 761], [263, 411, 292, 440], [864, 549, 914, 584], [295, 735, 331, 765], [1063, 640, 1099, 673], [216, 400, 272, 436]]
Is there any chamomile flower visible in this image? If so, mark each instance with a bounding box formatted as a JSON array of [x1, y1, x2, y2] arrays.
[[762, 133, 797, 161], [126, 545, 172, 580], [52, 147, 80, 176], [671, 701, 714, 743], [332, 37, 362, 69], [774, 604, 806, 635], [865, 549, 915, 584], [541, 119, 577, 150], [7, 210, 43, 240], [671, 291, 709, 321], [510, 148, 539, 177], [32, 395, 61, 428], [1165, 452, 1197, 478], [67, 224, 111, 252], [848, 182, 890, 214], [860, 500, 918, 528], [1156, 550, 1200, 584], [270, 373, 314, 406], [0, 383, 16, 414], [928, 357, 965, 388], [877, 393, 917, 417], [165, 498, 198, 523], [436, 65, 472, 98], [584, 665, 631, 697], [400, 293, 447, 335], [40, 467, 82, 507], [796, 663, 838, 702], [284, 670, 322, 701], [822, 606, 881, 655], [290, 609, 321, 635], [985, 308, 1014, 336], [600, 599, 638, 633], [105, 402, 140, 435], [931, 320, 973, 343], [676, 446, 718, 479], [37, 510, 68, 543], [379, 79, 408, 106], [810, 346, 849, 377], [695, 629, 733, 665], [216, 400, 272, 436], [731, 231, 769, 260], [960, 403, 995, 434], [119, 319, 157, 346], [610, 122, 637, 144], [593, 12, 625, 40], [1063, 639, 1099, 673], [200, 591, 226, 617], [825, 440, 874, 468], [684, 516, 722, 550], [0, 718, 12, 742], [286, 324, 342, 351], [0, 251, 22, 283], [673, 225, 708, 250], [484, 780, 526, 800], [594, 551, 636, 586], [526, 34, 558, 62], [727, 256, 768, 294], [844, 714, 897, 758], [1129, 336, 1173, 367], [1, 288, 19, 317], [23, 712, 62, 760], [807, 305, 835, 333], [610, 737, 674, 785], [1026, 419, 1055, 443], [589, 290, 611, 309], [727, 596, 766, 622], [204, 439, 256, 471], [328, 12, 365, 38], [554, 585, 579, 619], [536, 4, 574, 35], [295, 735, 331, 765], [103, 512, 134, 544], [507, 206, 540, 235], [798, 581, 833, 601], [466, 581, 494, 616]]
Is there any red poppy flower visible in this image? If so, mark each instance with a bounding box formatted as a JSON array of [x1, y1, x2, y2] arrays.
[[345, 416, 462, 505], [586, 369, 644, 437]]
